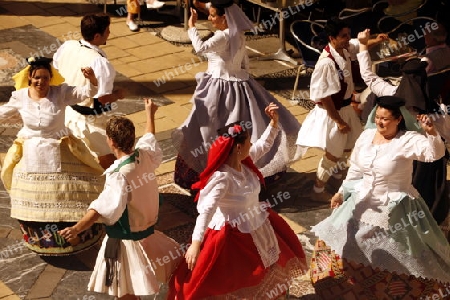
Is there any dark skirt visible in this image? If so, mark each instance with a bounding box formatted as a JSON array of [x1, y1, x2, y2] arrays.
[[413, 152, 449, 225], [19, 220, 104, 256]]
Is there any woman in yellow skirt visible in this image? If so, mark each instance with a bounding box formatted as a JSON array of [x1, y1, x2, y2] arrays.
[[1, 56, 106, 255]]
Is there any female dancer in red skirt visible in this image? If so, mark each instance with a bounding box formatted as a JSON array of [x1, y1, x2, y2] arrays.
[[168, 103, 307, 299]]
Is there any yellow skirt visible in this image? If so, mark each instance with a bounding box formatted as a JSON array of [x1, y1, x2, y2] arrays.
[[1, 136, 106, 255], [2, 136, 105, 222]]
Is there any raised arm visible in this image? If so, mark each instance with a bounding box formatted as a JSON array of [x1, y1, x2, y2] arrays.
[[60, 67, 99, 105], [402, 115, 445, 162], [348, 33, 389, 58], [249, 103, 280, 161], [188, 8, 228, 54], [357, 29, 389, 52], [144, 98, 158, 134], [356, 29, 397, 97], [367, 33, 389, 49], [431, 104, 450, 141], [135, 98, 163, 166]]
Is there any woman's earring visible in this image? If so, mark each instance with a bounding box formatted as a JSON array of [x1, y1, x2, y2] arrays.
[[238, 150, 241, 155]]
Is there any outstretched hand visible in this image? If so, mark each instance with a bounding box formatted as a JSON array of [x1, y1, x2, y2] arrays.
[[189, 8, 198, 28], [265, 102, 279, 127], [357, 29, 389, 51], [373, 33, 389, 44], [81, 67, 98, 86]]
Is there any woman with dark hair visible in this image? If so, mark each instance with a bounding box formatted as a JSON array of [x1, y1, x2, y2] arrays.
[[0, 57, 105, 255], [168, 103, 307, 299], [310, 96, 450, 299], [172, 0, 301, 190], [358, 28, 449, 227]]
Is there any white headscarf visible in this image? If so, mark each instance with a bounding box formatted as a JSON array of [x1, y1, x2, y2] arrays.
[[224, 4, 254, 60]]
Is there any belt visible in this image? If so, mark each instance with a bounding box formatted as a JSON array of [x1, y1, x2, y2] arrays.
[[341, 98, 352, 108], [71, 98, 112, 116], [316, 97, 352, 109]]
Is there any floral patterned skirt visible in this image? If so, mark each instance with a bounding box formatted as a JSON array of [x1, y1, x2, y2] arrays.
[[311, 240, 450, 300], [19, 220, 104, 256]]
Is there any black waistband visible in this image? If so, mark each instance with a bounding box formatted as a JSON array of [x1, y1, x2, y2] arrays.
[[71, 98, 112, 116], [316, 97, 352, 109], [341, 98, 352, 108]]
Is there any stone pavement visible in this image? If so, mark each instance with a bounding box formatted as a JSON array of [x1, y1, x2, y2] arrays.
[[0, 0, 340, 298]]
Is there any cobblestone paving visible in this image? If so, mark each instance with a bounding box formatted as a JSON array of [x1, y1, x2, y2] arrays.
[[0, 1, 328, 298]]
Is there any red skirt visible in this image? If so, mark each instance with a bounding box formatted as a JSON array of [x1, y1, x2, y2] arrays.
[[168, 209, 307, 299]]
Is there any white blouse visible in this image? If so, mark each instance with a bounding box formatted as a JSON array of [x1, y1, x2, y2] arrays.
[[341, 128, 444, 228], [0, 84, 96, 139], [188, 27, 249, 81], [192, 125, 280, 242], [356, 50, 398, 97], [357, 50, 450, 141]]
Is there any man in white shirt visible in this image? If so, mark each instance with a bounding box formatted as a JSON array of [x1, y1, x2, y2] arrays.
[[53, 13, 124, 169], [296, 18, 385, 195]]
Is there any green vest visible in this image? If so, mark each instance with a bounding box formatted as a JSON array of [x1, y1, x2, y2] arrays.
[[105, 149, 162, 241]]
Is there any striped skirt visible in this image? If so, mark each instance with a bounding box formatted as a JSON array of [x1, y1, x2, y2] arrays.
[[2, 136, 105, 255]]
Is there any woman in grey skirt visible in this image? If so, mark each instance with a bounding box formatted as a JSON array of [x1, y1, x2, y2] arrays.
[[172, 0, 300, 189]]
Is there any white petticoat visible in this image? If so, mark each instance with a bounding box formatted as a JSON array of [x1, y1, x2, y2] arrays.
[[65, 106, 118, 157], [88, 230, 182, 297], [296, 105, 362, 158]]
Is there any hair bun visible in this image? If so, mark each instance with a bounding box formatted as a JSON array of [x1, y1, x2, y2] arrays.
[[376, 96, 406, 107], [27, 56, 53, 66], [210, 0, 234, 8]]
